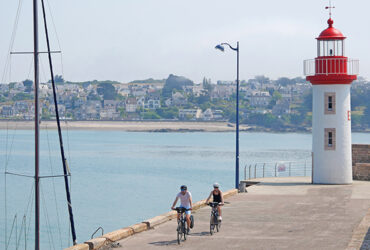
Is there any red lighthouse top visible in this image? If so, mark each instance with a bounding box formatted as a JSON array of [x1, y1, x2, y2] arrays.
[[317, 19, 346, 40], [304, 15, 359, 85]]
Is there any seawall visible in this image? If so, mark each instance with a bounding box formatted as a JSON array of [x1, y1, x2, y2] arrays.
[[352, 144, 370, 181], [64, 189, 238, 250]]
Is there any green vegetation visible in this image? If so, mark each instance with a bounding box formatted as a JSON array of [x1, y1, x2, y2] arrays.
[[162, 74, 194, 98], [97, 82, 117, 100], [12, 93, 33, 101], [130, 78, 165, 84], [156, 107, 179, 119], [142, 110, 161, 120]]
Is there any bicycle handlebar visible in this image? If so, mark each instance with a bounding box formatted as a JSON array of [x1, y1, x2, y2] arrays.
[[207, 202, 224, 207], [172, 207, 191, 213]]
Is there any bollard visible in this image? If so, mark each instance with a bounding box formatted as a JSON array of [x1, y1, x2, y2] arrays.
[[254, 164, 257, 179], [275, 163, 277, 177], [239, 182, 246, 193]]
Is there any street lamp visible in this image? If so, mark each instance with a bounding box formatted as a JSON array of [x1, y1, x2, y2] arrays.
[[215, 42, 240, 189]]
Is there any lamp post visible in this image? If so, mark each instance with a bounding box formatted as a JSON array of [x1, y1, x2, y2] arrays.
[[215, 42, 240, 189]]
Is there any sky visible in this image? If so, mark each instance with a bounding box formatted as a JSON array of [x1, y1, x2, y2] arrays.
[[0, 0, 369, 84]]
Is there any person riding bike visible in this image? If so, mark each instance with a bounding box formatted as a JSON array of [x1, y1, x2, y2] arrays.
[[205, 183, 224, 221], [171, 185, 193, 233]]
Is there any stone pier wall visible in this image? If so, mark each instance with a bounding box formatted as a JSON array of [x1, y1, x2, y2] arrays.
[[352, 144, 370, 181]]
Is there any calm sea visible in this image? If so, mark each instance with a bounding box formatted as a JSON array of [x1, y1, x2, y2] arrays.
[[1, 130, 369, 249]]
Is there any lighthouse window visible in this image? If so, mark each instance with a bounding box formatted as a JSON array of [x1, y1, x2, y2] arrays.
[[328, 41, 335, 56], [325, 128, 336, 150], [325, 92, 336, 114], [328, 96, 333, 110], [318, 40, 344, 57]]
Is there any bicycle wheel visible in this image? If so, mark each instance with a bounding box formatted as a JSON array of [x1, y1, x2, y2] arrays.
[[177, 222, 182, 244], [215, 215, 219, 232], [183, 224, 187, 241], [210, 214, 214, 235]]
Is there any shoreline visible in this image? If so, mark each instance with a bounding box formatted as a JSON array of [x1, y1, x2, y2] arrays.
[[0, 120, 368, 133], [0, 120, 250, 132]]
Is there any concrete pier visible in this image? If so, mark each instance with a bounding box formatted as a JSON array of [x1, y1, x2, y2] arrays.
[[113, 177, 370, 250]]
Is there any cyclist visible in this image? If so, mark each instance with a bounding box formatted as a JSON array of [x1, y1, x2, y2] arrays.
[[205, 183, 224, 221], [171, 185, 193, 233]]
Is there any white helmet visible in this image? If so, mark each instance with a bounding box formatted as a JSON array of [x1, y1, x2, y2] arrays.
[[213, 183, 220, 188]]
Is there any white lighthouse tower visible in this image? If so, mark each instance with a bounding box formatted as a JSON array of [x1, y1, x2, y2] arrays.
[[304, 5, 359, 184]]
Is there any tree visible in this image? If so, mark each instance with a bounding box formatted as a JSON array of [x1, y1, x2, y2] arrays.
[[267, 91, 282, 108], [12, 93, 33, 101], [156, 107, 179, 119], [363, 106, 370, 128], [255, 75, 270, 84], [23, 79, 33, 93], [203, 77, 214, 93], [162, 74, 194, 98], [0, 95, 6, 102], [55, 75, 64, 83], [142, 111, 160, 120], [275, 77, 293, 86], [97, 82, 117, 100]]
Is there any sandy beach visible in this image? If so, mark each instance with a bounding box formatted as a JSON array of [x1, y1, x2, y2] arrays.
[[0, 120, 251, 132]]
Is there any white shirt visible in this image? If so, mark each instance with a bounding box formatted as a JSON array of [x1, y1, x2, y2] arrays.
[[177, 191, 192, 207]]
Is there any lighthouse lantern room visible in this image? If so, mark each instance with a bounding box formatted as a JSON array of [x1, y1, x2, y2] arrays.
[[304, 4, 359, 184]]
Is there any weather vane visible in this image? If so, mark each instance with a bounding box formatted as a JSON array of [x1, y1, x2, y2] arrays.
[[325, 0, 335, 18]]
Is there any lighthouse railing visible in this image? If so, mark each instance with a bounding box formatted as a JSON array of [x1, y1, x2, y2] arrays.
[[304, 58, 359, 76], [243, 160, 312, 180]]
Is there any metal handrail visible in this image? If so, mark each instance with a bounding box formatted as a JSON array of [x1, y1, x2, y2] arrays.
[[91, 227, 104, 239], [243, 160, 311, 180], [303, 58, 359, 76]]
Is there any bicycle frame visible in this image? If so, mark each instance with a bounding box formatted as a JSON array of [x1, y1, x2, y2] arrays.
[[173, 207, 189, 244], [208, 202, 222, 235]]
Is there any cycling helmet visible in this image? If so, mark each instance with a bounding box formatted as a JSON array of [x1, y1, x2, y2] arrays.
[[213, 183, 220, 188], [180, 185, 187, 190]]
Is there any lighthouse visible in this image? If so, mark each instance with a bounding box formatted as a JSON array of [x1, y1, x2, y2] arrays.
[[304, 6, 359, 184]]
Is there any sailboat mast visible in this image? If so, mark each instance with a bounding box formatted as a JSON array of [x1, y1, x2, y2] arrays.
[[40, 0, 77, 244], [33, 0, 40, 249]]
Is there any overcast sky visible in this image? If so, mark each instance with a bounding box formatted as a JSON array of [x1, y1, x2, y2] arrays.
[[0, 0, 369, 84]]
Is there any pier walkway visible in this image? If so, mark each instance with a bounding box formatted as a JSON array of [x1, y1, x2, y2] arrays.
[[115, 177, 370, 250]]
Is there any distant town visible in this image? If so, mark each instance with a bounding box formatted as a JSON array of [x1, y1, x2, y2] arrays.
[[0, 74, 369, 131]]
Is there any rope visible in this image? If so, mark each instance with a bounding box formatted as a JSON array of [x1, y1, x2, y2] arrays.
[[4, 122, 18, 250], [16, 215, 26, 249], [27, 56, 34, 80], [39, 57, 48, 84], [1, 0, 23, 84], [5, 122, 19, 167], [65, 121, 72, 173], [46, 125, 63, 249], [40, 182, 56, 250], [45, 0, 65, 82], [68, 174, 72, 246], [5, 214, 17, 250], [45, 0, 62, 51], [4, 172, 7, 249], [26, 184, 35, 247], [40, 0, 78, 243]]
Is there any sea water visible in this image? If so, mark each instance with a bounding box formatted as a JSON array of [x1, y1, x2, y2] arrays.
[[0, 130, 369, 249]]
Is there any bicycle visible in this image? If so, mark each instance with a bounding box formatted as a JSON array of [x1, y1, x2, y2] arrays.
[[173, 207, 190, 244], [208, 202, 223, 235]]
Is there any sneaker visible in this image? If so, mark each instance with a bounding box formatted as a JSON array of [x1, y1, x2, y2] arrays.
[[187, 228, 190, 234], [218, 216, 222, 221]]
